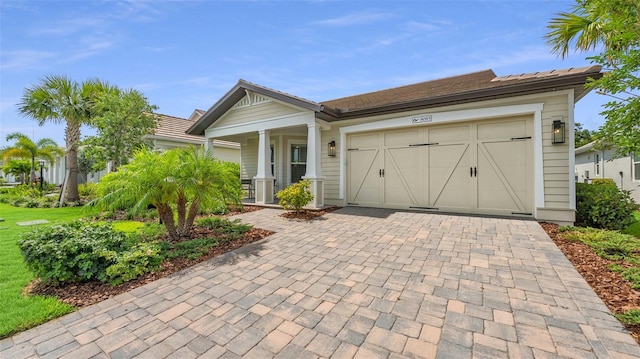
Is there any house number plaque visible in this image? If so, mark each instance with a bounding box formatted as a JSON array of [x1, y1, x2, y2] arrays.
[[412, 115, 432, 124]]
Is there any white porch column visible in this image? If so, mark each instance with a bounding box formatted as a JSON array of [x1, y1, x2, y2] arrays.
[[204, 138, 215, 156], [254, 130, 274, 204], [302, 122, 324, 208]]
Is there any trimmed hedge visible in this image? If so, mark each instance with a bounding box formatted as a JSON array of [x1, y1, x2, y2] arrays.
[[575, 181, 639, 230]]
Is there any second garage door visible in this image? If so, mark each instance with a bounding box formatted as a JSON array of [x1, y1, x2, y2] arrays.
[[346, 116, 533, 217]]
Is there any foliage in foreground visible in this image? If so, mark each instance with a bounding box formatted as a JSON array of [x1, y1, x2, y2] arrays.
[[616, 309, 640, 325], [546, 0, 640, 157], [276, 179, 314, 212], [561, 225, 640, 291], [623, 212, 640, 238], [575, 181, 639, 230], [0, 203, 84, 339], [92, 147, 243, 241], [19, 221, 163, 286]]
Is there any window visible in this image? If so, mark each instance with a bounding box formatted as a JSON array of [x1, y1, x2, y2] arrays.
[[290, 145, 307, 184], [595, 153, 600, 175], [634, 152, 640, 181], [270, 145, 275, 178]]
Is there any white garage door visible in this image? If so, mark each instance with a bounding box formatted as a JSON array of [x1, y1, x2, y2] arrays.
[[347, 116, 533, 217]]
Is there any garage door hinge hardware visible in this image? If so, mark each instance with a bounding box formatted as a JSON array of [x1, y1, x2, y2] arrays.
[[410, 206, 439, 210], [510, 136, 532, 140], [347, 148, 359, 151], [347, 202, 359, 205], [511, 212, 532, 215], [379, 169, 385, 177], [470, 167, 477, 177], [409, 142, 439, 147]]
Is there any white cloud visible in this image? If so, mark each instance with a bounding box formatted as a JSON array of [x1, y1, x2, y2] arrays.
[[311, 11, 394, 27], [0, 50, 57, 71], [29, 17, 107, 36]]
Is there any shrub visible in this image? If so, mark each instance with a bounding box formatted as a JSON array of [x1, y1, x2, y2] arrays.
[[616, 309, 640, 325], [575, 182, 639, 230], [195, 216, 251, 241], [78, 183, 98, 199], [591, 178, 617, 186], [19, 221, 163, 285], [276, 180, 314, 212]]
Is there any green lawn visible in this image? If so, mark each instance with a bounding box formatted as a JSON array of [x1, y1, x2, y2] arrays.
[[0, 203, 86, 338]]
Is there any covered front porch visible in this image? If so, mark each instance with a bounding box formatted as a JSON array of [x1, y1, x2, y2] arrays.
[[206, 121, 327, 209]]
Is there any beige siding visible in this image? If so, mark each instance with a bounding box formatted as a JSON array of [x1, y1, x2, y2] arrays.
[[216, 100, 301, 128], [212, 147, 240, 163], [241, 139, 258, 180], [321, 127, 341, 201], [540, 94, 570, 208]]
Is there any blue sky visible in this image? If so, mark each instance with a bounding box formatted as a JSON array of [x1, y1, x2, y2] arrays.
[[0, 0, 606, 148]]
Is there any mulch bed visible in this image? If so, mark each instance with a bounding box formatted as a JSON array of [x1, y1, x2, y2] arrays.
[[26, 227, 274, 308], [540, 222, 640, 344], [278, 206, 340, 220], [25, 205, 272, 308]]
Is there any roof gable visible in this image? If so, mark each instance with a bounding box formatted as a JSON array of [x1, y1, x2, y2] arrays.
[[187, 79, 322, 135]]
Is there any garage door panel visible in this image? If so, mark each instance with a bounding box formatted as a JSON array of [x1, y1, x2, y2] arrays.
[[385, 147, 419, 206], [384, 130, 421, 147], [348, 148, 380, 204], [477, 140, 529, 212], [477, 117, 528, 139], [346, 116, 533, 217], [429, 144, 472, 209], [350, 133, 380, 149], [428, 124, 470, 143]]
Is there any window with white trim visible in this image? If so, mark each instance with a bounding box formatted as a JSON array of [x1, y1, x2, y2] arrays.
[[595, 153, 600, 175], [290, 145, 307, 184]]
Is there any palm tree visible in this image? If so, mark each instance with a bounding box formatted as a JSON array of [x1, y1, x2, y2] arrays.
[[0, 132, 63, 183], [545, 0, 639, 58], [93, 147, 242, 241], [18, 75, 110, 201]]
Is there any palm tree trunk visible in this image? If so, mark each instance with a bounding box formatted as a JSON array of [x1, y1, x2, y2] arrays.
[[176, 193, 188, 237], [184, 198, 200, 235], [65, 122, 81, 202], [157, 203, 178, 241]]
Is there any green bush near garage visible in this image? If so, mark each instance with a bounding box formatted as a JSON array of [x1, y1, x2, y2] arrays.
[[575, 181, 639, 230]]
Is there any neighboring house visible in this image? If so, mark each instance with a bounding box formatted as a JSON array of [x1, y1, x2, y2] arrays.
[[143, 111, 240, 163], [43, 111, 240, 185], [187, 65, 602, 225], [575, 141, 640, 203]]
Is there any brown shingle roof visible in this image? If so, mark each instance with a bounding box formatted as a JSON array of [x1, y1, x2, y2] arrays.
[[153, 114, 204, 143], [321, 66, 602, 115], [323, 70, 497, 112], [151, 114, 238, 147]]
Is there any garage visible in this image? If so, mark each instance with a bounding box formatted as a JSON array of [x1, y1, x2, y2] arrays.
[[347, 116, 533, 217]]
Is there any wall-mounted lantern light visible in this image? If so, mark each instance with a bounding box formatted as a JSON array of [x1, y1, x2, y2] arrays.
[[552, 118, 565, 144], [328, 140, 336, 157]]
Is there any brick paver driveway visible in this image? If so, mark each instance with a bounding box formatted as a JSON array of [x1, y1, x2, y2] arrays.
[[2, 207, 640, 358]]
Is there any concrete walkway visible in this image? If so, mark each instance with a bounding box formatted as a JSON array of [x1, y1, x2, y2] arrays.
[[2, 207, 640, 358]]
